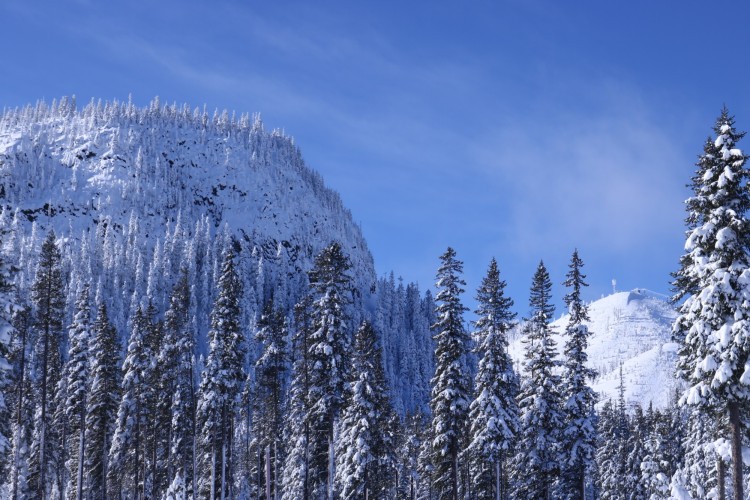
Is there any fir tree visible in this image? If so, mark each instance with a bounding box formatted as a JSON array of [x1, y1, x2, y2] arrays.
[[50, 351, 69, 499], [595, 400, 628, 500], [9, 307, 33, 500], [64, 284, 92, 500], [108, 305, 155, 499], [141, 301, 165, 499], [624, 405, 649, 500], [416, 422, 436, 500], [254, 297, 288, 499], [559, 250, 598, 499], [196, 246, 245, 499], [672, 408, 721, 499], [335, 320, 393, 499], [160, 269, 198, 499], [429, 247, 471, 500], [597, 370, 631, 500], [465, 258, 519, 500], [28, 231, 66, 500], [281, 294, 314, 500], [641, 410, 671, 500], [0, 259, 15, 460], [305, 242, 353, 499], [398, 412, 427, 500], [84, 302, 120, 500], [514, 261, 564, 500], [672, 107, 750, 500]]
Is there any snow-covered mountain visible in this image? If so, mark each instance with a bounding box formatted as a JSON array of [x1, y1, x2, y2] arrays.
[[0, 97, 375, 345], [510, 288, 682, 409], [0, 97, 684, 416]]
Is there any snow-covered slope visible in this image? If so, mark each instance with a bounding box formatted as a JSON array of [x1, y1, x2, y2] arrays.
[[510, 289, 682, 409], [0, 97, 375, 343]]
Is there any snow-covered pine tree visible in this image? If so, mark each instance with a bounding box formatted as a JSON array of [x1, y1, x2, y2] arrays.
[[595, 400, 615, 498], [672, 107, 750, 500], [334, 321, 388, 498], [141, 301, 165, 499], [8, 307, 33, 500], [254, 297, 288, 499], [84, 302, 120, 500], [559, 250, 598, 499], [0, 236, 17, 493], [595, 400, 627, 500], [624, 405, 649, 500], [429, 247, 471, 500], [465, 257, 519, 500], [597, 369, 631, 500], [641, 409, 671, 500], [514, 261, 564, 500], [661, 397, 686, 493], [196, 246, 245, 499], [416, 420, 436, 500], [108, 305, 155, 498], [281, 294, 314, 500], [28, 231, 66, 500], [64, 284, 92, 500], [377, 408, 401, 498], [305, 241, 353, 499], [397, 412, 427, 500], [50, 342, 69, 499], [160, 269, 198, 499], [672, 407, 721, 499]]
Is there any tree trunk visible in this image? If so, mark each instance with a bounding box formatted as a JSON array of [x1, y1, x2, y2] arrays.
[[265, 445, 272, 500], [327, 433, 334, 500], [728, 401, 743, 500], [76, 402, 85, 500], [102, 420, 109, 500], [364, 465, 369, 500], [495, 460, 500, 500], [191, 361, 197, 500], [273, 440, 278, 500], [135, 400, 141, 500], [210, 432, 216, 500], [40, 326, 49, 500], [12, 320, 27, 500], [718, 455, 725, 500], [303, 419, 309, 500], [452, 453, 458, 500], [220, 439, 226, 500]]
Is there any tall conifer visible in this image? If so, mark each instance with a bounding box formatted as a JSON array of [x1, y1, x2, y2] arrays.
[[28, 231, 66, 500], [108, 305, 154, 499], [196, 247, 245, 499], [254, 297, 288, 499], [64, 284, 92, 500], [672, 107, 750, 500], [305, 242, 352, 499], [429, 247, 471, 500], [559, 250, 598, 499], [335, 320, 393, 499], [84, 302, 120, 500], [466, 258, 519, 500], [514, 261, 564, 500]]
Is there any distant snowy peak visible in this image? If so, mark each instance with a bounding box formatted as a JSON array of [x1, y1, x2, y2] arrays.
[[0, 97, 376, 291], [574, 289, 680, 409], [510, 289, 681, 409]]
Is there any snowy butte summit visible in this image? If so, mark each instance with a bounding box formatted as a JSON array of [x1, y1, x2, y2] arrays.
[[509, 288, 681, 409], [0, 97, 376, 344]]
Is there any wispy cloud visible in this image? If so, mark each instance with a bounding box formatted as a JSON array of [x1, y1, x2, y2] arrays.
[[471, 84, 688, 260]]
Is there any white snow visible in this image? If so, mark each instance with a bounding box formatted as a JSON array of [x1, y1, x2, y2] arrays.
[[510, 289, 681, 409]]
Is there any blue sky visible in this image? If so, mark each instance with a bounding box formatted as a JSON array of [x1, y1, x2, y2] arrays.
[[3, 0, 749, 315]]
